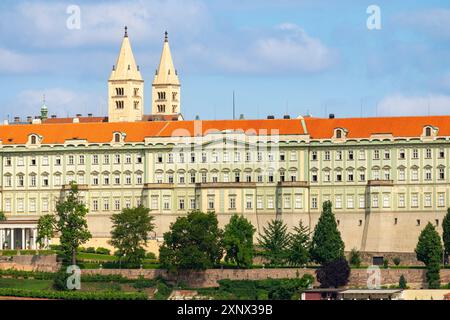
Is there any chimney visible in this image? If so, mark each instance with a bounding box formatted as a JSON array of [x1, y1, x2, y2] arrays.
[[87, 113, 93, 117], [329, 114, 335, 119], [14, 117, 20, 123], [239, 114, 245, 120], [27, 116, 32, 123], [267, 115, 275, 120], [76, 113, 82, 117], [51, 114, 57, 118], [283, 115, 291, 119]]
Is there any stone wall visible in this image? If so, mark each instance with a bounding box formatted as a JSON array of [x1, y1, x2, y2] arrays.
[[0, 255, 60, 272], [348, 251, 424, 266], [82, 268, 450, 289]]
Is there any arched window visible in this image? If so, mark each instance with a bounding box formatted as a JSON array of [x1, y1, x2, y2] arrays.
[[336, 129, 342, 139], [425, 127, 432, 137], [30, 135, 37, 144], [114, 133, 121, 143]]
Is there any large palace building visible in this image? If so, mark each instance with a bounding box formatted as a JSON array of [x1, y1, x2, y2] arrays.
[[0, 28, 449, 255]]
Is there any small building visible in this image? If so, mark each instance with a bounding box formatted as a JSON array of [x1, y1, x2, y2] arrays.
[[339, 289, 403, 300], [301, 289, 343, 300]]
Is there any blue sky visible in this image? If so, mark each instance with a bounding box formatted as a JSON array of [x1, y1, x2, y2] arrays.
[[1, 0, 450, 121]]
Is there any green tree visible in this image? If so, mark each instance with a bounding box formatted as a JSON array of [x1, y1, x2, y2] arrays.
[[109, 206, 155, 264], [223, 214, 256, 268], [310, 201, 345, 264], [36, 214, 56, 249], [399, 275, 407, 289], [258, 219, 291, 266], [36, 182, 91, 264], [443, 208, 450, 263], [349, 248, 362, 267], [0, 211, 6, 221], [287, 221, 310, 266], [159, 210, 223, 271], [415, 222, 443, 289], [316, 258, 350, 288]]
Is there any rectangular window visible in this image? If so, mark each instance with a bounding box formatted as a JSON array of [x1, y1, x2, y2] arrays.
[[399, 149, 405, 159], [5, 157, 11, 166], [324, 151, 330, 161], [93, 155, 99, 165], [398, 194, 405, 208], [438, 193, 445, 207], [383, 194, 390, 208], [267, 197, 274, 209], [115, 154, 121, 164], [190, 198, 196, 210], [93, 200, 99, 211], [151, 196, 158, 210], [42, 198, 49, 212], [229, 196, 236, 210], [179, 198, 185, 210], [412, 149, 419, 159], [136, 174, 143, 184], [359, 150, 365, 160], [372, 194, 379, 208], [411, 193, 419, 208], [257, 196, 263, 209], [29, 198, 36, 212], [114, 199, 121, 211], [311, 196, 318, 209], [284, 195, 291, 209], [335, 195, 342, 209], [104, 154, 110, 164], [103, 199, 110, 211], [290, 151, 297, 161], [5, 199, 11, 212], [373, 150, 380, 160], [347, 196, 354, 209], [79, 155, 85, 165], [42, 156, 49, 166], [295, 194, 303, 209], [208, 196, 215, 210], [424, 193, 432, 207], [359, 195, 365, 209], [17, 198, 24, 212], [246, 196, 252, 209], [68, 155, 74, 165]]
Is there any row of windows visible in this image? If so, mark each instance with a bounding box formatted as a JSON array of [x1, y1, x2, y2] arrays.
[[311, 167, 446, 183], [154, 170, 298, 184], [312, 148, 446, 162], [156, 151, 298, 164], [4, 154, 143, 167], [4, 197, 142, 213], [4, 172, 143, 188], [149, 194, 305, 211], [310, 193, 447, 209]]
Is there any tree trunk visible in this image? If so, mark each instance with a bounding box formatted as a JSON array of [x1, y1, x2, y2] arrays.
[[72, 248, 77, 266]]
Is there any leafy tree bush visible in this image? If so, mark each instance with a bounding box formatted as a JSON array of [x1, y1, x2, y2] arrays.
[[415, 222, 443, 288], [0, 211, 6, 221], [258, 219, 290, 266], [109, 206, 155, 264], [443, 208, 450, 264], [310, 201, 345, 264], [223, 214, 255, 268], [53, 268, 72, 291], [145, 252, 157, 260], [36, 183, 91, 264], [383, 258, 389, 269], [393, 257, 401, 266], [85, 247, 96, 254], [349, 248, 361, 267], [287, 221, 310, 267], [159, 210, 223, 271], [95, 247, 111, 255], [0, 288, 147, 300], [316, 258, 350, 288], [399, 275, 407, 289]]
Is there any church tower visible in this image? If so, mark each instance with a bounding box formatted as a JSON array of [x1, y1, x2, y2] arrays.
[[152, 31, 181, 117], [108, 27, 144, 122]]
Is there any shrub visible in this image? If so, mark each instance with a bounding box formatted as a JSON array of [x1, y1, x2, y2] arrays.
[[393, 257, 401, 266], [85, 247, 96, 254], [316, 258, 350, 288], [49, 245, 62, 251], [349, 249, 361, 267], [95, 247, 111, 255], [383, 258, 389, 269], [399, 275, 407, 289], [0, 288, 147, 300], [145, 252, 157, 260]]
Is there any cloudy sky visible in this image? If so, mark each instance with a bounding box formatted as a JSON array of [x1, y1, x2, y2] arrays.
[[1, 0, 450, 121]]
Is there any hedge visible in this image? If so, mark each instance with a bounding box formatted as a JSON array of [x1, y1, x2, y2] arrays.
[[0, 250, 56, 256], [0, 269, 55, 280], [0, 288, 148, 300]]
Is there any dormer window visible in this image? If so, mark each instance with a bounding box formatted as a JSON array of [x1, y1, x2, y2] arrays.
[[333, 128, 347, 140], [114, 133, 121, 143], [28, 134, 40, 145], [425, 127, 432, 137], [31, 135, 37, 144], [423, 125, 437, 138], [336, 130, 342, 139]]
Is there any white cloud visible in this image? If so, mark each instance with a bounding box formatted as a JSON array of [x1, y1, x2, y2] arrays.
[[397, 9, 450, 39], [14, 88, 105, 119], [0, 48, 40, 73], [2, 0, 209, 48], [378, 94, 450, 116]]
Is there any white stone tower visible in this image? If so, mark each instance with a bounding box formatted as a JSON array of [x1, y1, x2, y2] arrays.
[[108, 26, 144, 122], [151, 31, 181, 117]]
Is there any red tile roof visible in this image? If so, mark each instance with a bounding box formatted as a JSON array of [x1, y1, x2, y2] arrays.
[[0, 119, 305, 145], [42, 117, 107, 124], [304, 116, 450, 139], [1, 115, 449, 145]]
